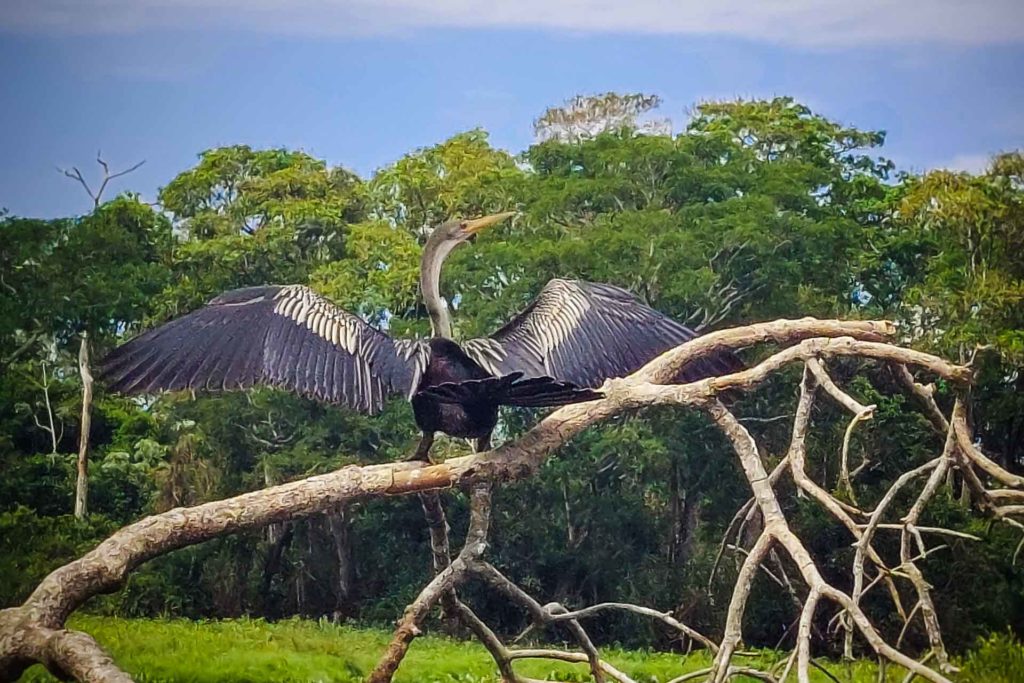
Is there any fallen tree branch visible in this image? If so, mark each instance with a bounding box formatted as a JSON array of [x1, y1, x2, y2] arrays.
[[1, 318, 981, 682], [806, 358, 875, 500], [367, 483, 493, 683], [471, 562, 620, 683], [952, 401, 1024, 489], [668, 665, 778, 683], [505, 648, 634, 683], [452, 600, 520, 682], [545, 602, 718, 653], [704, 399, 954, 683]]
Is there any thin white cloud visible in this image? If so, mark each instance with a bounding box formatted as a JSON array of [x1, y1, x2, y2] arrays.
[[2, 0, 1023, 48]]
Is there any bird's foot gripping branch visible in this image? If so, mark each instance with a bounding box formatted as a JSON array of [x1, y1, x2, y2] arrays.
[[3, 318, 1020, 683]]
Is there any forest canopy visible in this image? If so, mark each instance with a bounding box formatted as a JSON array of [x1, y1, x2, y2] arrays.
[[1, 94, 1022, 660]]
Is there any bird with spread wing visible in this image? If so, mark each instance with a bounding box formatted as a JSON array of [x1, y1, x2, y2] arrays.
[[101, 212, 741, 462]]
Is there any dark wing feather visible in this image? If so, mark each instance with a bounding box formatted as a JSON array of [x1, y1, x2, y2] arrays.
[[463, 279, 742, 388], [100, 285, 427, 415]]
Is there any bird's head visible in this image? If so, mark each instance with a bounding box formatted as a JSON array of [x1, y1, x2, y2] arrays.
[[431, 211, 516, 248], [420, 211, 516, 339]]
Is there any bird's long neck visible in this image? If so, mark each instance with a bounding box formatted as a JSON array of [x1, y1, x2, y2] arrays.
[[420, 238, 454, 339]]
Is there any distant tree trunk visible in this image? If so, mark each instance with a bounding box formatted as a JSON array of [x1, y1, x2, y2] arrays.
[[41, 361, 59, 454], [669, 458, 682, 563], [264, 461, 285, 543], [678, 493, 701, 565], [328, 504, 356, 620], [74, 333, 93, 519], [1005, 373, 1023, 474], [260, 523, 294, 615], [669, 457, 702, 565]]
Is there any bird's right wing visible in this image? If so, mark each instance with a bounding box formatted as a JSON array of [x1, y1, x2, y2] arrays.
[[463, 279, 742, 387], [101, 285, 429, 415]]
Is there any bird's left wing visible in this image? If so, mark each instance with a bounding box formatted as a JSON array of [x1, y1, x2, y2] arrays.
[[463, 279, 741, 388], [101, 285, 428, 414]]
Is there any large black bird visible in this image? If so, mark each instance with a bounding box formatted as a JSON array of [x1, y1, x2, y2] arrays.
[[101, 213, 739, 461]]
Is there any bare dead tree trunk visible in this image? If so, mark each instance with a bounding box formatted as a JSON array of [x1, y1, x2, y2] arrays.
[[6, 318, 1016, 683], [59, 154, 145, 520], [74, 333, 93, 519]]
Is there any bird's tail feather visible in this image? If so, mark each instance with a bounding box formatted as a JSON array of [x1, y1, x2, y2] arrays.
[[418, 373, 603, 408]]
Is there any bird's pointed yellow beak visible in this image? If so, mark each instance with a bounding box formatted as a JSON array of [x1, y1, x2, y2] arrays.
[[462, 211, 516, 235]]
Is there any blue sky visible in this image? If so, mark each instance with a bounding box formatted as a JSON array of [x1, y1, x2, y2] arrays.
[[1, 1, 1022, 218]]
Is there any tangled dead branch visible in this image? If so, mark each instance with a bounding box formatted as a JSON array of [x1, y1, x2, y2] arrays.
[[2, 317, 1020, 683]]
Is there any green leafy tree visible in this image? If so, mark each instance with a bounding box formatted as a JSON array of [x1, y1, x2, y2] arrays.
[[369, 130, 525, 235], [156, 145, 365, 314], [860, 151, 1024, 473]]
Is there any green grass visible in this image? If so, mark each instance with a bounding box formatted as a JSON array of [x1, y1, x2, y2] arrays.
[[17, 616, 1022, 682]]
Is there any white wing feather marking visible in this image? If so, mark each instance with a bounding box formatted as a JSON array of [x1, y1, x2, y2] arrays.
[[394, 339, 430, 399], [462, 337, 507, 376], [294, 302, 310, 327], [273, 285, 368, 357], [518, 280, 591, 375], [539, 279, 590, 353]]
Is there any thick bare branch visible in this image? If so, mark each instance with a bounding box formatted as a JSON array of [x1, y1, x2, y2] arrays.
[[899, 451, 955, 672], [894, 365, 950, 435], [637, 319, 896, 384], [710, 532, 774, 682], [806, 358, 873, 416], [453, 601, 520, 682], [470, 562, 619, 683], [367, 483, 492, 683], [0, 623, 131, 683], [952, 402, 1024, 489], [806, 359, 875, 499], [704, 400, 954, 683], [787, 368, 905, 623]]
